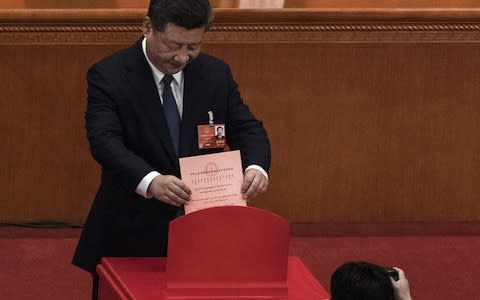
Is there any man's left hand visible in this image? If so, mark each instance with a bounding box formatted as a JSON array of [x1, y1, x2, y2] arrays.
[[241, 169, 269, 200]]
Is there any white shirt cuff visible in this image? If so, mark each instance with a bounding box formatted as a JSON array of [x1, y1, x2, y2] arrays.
[[245, 165, 268, 180], [135, 171, 161, 198]]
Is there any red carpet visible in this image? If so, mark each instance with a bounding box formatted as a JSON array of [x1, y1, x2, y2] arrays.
[[1, 227, 479, 299], [0, 228, 89, 300]]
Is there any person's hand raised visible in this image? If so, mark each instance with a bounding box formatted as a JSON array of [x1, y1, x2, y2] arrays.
[[391, 267, 413, 300]]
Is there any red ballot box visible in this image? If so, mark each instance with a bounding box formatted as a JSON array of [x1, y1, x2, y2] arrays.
[[97, 206, 330, 300]]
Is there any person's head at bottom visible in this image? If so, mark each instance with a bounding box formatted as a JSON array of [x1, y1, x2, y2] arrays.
[[331, 261, 412, 300]]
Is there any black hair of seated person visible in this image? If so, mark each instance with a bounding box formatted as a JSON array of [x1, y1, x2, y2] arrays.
[[331, 261, 394, 300]]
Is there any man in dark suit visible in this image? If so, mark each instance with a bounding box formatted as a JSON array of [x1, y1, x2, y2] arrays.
[[72, 0, 271, 299]]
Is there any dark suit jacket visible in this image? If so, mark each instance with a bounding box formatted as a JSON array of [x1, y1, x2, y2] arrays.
[[72, 40, 271, 273]]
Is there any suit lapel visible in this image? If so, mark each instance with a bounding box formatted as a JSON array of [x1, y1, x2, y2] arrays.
[[124, 41, 178, 165]]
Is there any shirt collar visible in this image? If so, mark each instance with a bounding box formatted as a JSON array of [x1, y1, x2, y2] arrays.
[[142, 38, 183, 85]]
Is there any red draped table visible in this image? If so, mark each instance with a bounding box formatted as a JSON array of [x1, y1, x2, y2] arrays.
[[98, 256, 330, 299], [97, 206, 330, 300]]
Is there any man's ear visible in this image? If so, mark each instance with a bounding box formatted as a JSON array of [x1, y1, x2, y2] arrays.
[[142, 16, 152, 36]]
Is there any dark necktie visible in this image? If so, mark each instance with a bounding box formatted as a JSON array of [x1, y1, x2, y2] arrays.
[[161, 74, 181, 154]]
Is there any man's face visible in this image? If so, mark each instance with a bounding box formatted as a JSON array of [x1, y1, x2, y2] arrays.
[[217, 127, 223, 135], [142, 18, 205, 74]]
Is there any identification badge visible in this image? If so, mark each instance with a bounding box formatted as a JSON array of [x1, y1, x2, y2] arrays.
[[198, 124, 225, 149]]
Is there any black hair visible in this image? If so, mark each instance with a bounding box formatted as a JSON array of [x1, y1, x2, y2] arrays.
[[331, 261, 394, 300], [147, 0, 213, 32]]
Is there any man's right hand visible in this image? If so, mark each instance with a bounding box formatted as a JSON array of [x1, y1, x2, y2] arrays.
[[147, 175, 191, 206]]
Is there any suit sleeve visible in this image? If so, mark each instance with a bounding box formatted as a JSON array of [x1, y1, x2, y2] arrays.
[[85, 64, 154, 192], [223, 65, 271, 173]]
